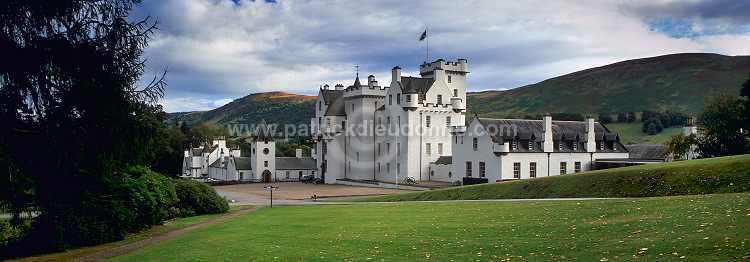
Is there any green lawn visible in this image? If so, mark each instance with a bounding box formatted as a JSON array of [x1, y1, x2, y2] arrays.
[[606, 122, 683, 145], [10, 206, 254, 262], [110, 193, 749, 261], [346, 154, 750, 203]]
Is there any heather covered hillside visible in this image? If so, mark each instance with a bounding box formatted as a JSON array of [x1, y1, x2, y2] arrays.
[[467, 53, 750, 118]]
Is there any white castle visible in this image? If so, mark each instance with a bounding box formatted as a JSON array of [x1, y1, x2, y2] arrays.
[[184, 58, 644, 184]]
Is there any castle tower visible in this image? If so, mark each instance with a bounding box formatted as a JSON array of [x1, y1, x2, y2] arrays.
[[251, 119, 276, 182]]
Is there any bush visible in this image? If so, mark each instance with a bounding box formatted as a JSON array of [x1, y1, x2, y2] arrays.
[[598, 113, 613, 124], [173, 179, 229, 217], [642, 118, 664, 134]]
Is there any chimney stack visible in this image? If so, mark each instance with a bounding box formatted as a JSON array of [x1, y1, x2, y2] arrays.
[[543, 114, 553, 152], [585, 116, 596, 152], [296, 148, 303, 158]]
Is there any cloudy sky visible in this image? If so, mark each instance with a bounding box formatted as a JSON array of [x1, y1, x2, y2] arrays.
[[131, 0, 750, 112]]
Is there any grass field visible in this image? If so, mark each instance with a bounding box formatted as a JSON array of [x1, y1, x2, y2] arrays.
[[346, 155, 750, 203], [9, 206, 255, 262], [604, 122, 683, 145], [110, 193, 749, 261]]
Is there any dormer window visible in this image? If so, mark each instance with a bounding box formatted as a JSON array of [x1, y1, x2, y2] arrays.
[[573, 142, 578, 150], [613, 143, 617, 150], [528, 140, 533, 150], [558, 141, 563, 150], [512, 141, 518, 150], [599, 142, 605, 151]]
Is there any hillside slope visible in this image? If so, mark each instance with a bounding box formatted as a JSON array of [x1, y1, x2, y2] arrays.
[[468, 53, 750, 118], [167, 91, 316, 131], [168, 53, 750, 136], [345, 154, 750, 202]]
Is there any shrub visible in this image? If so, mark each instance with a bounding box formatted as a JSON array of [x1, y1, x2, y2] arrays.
[[642, 118, 664, 133], [173, 179, 229, 217]]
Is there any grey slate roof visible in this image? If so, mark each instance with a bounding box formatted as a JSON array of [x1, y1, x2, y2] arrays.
[[191, 148, 203, 156], [476, 118, 627, 153], [399, 76, 434, 95], [276, 157, 316, 170], [324, 95, 346, 116], [209, 158, 223, 168], [233, 157, 253, 170], [434, 156, 452, 165], [252, 119, 275, 142], [625, 145, 669, 160]]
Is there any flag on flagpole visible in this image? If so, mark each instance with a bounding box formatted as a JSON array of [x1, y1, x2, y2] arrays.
[[419, 29, 427, 41]]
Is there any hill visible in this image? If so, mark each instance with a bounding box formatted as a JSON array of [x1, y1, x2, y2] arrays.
[[467, 53, 750, 118], [166, 91, 316, 133], [167, 53, 750, 139], [344, 154, 750, 202]]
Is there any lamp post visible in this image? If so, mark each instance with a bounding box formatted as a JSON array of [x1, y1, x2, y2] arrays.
[[263, 186, 279, 207]]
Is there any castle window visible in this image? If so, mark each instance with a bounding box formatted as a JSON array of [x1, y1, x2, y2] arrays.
[[323, 142, 327, 155], [387, 163, 390, 173], [397, 164, 400, 174], [398, 116, 401, 127], [558, 141, 563, 150], [286, 171, 290, 179], [326, 118, 331, 128], [318, 101, 322, 111], [406, 95, 411, 102], [613, 142, 617, 150], [513, 162, 520, 179], [437, 94, 443, 105], [528, 140, 533, 150], [599, 142, 605, 151], [378, 163, 381, 173], [560, 162, 567, 175], [342, 121, 346, 131], [512, 141, 518, 151], [473, 138, 478, 151], [573, 142, 578, 150], [389, 94, 392, 105], [397, 143, 401, 156], [387, 143, 391, 155], [466, 161, 472, 177], [425, 143, 431, 155], [438, 143, 443, 155], [530, 162, 537, 178], [387, 117, 391, 128], [446, 116, 451, 127], [454, 89, 458, 97], [426, 116, 431, 127], [378, 143, 381, 156], [356, 152, 360, 162], [574, 162, 581, 173], [264, 161, 268, 167], [396, 93, 401, 104], [448, 75, 452, 83], [479, 162, 486, 177]]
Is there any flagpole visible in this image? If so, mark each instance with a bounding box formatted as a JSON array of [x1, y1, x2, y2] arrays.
[[426, 26, 429, 62]]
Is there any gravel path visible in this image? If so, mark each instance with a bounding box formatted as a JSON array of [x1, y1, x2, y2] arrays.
[[68, 206, 263, 262]]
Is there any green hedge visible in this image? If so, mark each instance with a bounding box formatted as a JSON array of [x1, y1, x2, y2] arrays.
[[1, 166, 228, 259]]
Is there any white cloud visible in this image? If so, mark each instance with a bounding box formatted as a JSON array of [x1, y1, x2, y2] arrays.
[[134, 0, 750, 112]]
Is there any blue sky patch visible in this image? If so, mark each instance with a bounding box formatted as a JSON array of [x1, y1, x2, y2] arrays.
[[648, 18, 701, 39]]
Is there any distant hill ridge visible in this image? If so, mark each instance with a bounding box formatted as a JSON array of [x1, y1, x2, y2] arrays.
[[468, 53, 750, 118], [168, 53, 750, 130]]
